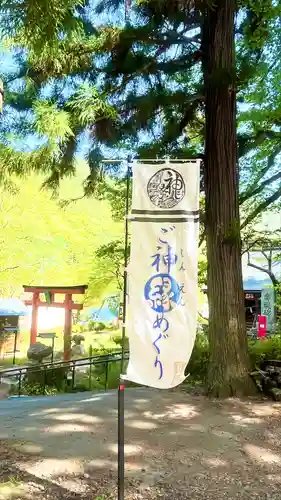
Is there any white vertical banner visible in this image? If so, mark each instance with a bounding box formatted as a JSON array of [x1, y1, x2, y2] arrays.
[[123, 160, 201, 389]]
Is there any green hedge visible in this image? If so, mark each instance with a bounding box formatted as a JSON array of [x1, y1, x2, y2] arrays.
[[248, 335, 281, 367], [11, 332, 281, 396], [187, 332, 281, 382], [187, 330, 209, 381]]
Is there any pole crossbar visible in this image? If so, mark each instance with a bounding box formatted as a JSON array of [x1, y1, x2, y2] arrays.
[[101, 157, 199, 163]]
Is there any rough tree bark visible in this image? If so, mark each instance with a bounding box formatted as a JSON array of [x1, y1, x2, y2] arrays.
[[202, 0, 256, 397]]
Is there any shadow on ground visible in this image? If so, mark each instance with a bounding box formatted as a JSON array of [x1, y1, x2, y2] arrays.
[[0, 388, 281, 499]]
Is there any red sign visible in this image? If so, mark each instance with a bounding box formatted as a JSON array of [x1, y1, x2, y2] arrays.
[[258, 315, 267, 339]]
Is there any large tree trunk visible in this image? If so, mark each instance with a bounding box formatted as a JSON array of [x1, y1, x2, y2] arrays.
[[202, 1, 255, 397]]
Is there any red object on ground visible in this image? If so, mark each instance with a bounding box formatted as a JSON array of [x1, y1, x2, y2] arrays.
[[258, 314, 267, 338]]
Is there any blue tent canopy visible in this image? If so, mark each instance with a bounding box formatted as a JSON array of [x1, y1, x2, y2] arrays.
[[243, 277, 273, 292], [86, 306, 117, 323], [0, 298, 29, 317]]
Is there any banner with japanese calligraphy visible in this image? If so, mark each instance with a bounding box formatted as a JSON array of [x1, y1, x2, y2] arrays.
[[261, 287, 275, 331], [123, 160, 200, 389]]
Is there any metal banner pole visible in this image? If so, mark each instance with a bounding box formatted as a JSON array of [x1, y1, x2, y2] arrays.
[[13, 328, 18, 366], [118, 158, 131, 500], [117, 380, 125, 500]]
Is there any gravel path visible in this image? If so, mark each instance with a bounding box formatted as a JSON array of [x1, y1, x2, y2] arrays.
[[0, 388, 281, 499]]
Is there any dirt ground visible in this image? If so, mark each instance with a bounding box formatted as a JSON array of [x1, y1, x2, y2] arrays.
[[0, 388, 281, 499]]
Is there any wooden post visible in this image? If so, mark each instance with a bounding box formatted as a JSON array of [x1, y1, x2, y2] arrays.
[[64, 294, 72, 361], [255, 295, 260, 316], [30, 292, 39, 345]]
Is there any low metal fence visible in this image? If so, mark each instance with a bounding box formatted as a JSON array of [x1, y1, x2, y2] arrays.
[[0, 351, 129, 397]]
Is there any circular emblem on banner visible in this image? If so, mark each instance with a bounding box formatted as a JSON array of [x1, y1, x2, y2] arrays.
[[147, 168, 185, 208], [144, 273, 180, 313]]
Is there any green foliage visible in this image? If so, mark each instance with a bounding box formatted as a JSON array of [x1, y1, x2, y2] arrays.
[[107, 295, 120, 315], [93, 322, 107, 332], [81, 332, 125, 357], [2, 0, 86, 51], [0, 0, 280, 398], [12, 333, 281, 395], [25, 365, 68, 390], [102, 361, 124, 389], [188, 332, 281, 383], [198, 257, 207, 288], [10, 382, 59, 396], [89, 343, 120, 356], [0, 166, 122, 300], [223, 219, 241, 245], [9, 345, 128, 396], [249, 336, 281, 368], [88, 239, 125, 298], [34, 102, 73, 143], [0, 0, 280, 232], [72, 323, 91, 333], [69, 84, 118, 127], [187, 330, 209, 382], [110, 333, 129, 350], [240, 0, 281, 50]]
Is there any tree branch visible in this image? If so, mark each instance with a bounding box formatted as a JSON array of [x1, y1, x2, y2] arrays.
[[240, 186, 281, 230], [199, 230, 206, 247], [247, 261, 279, 287], [240, 170, 281, 205], [199, 210, 206, 224], [0, 266, 19, 273], [255, 145, 281, 181], [247, 248, 279, 287], [238, 131, 281, 158], [198, 311, 208, 322], [268, 249, 273, 274], [241, 238, 261, 255], [145, 33, 201, 46], [59, 195, 86, 208]]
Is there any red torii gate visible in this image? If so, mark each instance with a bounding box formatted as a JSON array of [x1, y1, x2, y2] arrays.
[[23, 285, 87, 360]]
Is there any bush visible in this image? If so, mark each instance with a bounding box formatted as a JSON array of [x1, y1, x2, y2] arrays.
[[15, 331, 281, 396], [89, 345, 120, 356], [72, 324, 85, 334], [249, 335, 281, 369], [111, 334, 129, 350], [25, 365, 68, 390], [187, 330, 209, 382], [86, 320, 95, 331], [62, 362, 125, 393], [99, 360, 123, 389], [94, 322, 106, 332], [10, 382, 59, 396], [186, 331, 281, 383]]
